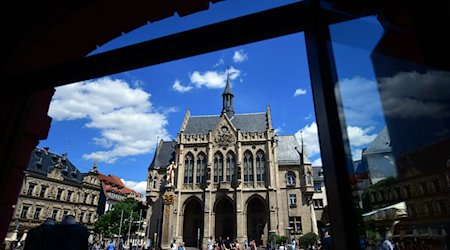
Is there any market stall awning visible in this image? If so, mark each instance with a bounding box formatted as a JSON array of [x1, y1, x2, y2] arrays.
[[363, 202, 408, 222]]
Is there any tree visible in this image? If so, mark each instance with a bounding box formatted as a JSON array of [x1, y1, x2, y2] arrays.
[[298, 232, 319, 249], [94, 198, 147, 239]]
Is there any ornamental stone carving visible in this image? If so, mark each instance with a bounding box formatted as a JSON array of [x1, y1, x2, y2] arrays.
[[214, 126, 235, 146], [162, 193, 176, 205]]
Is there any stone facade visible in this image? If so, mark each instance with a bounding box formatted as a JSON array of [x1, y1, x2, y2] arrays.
[[146, 81, 316, 249], [4, 148, 101, 246]]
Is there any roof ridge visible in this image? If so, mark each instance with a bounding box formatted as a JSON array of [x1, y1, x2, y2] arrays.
[[190, 114, 220, 118]]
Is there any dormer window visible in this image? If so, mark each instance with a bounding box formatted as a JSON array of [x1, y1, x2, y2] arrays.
[[286, 171, 296, 186]]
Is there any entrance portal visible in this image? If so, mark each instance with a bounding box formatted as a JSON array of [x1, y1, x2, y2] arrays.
[[183, 198, 203, 247], [246, 196, 268, 246], [214, 197, 235, 239]]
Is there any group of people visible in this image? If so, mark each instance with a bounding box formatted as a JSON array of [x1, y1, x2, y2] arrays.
[[207, 236, 247, 250], [170, 240, 186, 250]]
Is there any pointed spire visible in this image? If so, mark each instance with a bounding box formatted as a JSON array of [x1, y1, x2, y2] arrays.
[[223, 69, 233, 96], [222, 67, 235, 118]]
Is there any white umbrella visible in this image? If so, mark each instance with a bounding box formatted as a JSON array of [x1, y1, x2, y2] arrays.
[[9, 229, 18, 242], [20, 230, 28, 242]]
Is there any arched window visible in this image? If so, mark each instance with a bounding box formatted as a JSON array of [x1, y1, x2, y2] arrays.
[[196, 153, 206, 183], [244, 151, 254, 182], [214, 153, 223, 183], [286, 171, 296, 186], [256, 151, 266, 182], [184, 153, 194, 184], [226, 152, 235, 182], [152, 176, 158, 189]]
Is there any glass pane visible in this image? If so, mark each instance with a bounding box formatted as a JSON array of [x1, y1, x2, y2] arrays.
[[90, 0, 301, 55], [331, 15, 450, 249]]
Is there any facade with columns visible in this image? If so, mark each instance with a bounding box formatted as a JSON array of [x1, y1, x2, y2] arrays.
[[146, 80, 316, 249]]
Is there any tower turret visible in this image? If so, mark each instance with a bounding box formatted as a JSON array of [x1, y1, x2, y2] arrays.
[[221, 71, 234, 118]]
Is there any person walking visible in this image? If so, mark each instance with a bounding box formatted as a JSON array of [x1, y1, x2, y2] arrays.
[[107, 240, 116, 250], [208, 236, 214, 250]]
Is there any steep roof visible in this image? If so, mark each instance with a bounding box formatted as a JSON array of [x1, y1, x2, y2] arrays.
[[148, 141, 177, 170], [98, 173, 141, 199], [27, 148, 85, 184], [184, 113, 268, 134], [275, 135, 311, 165], [363, 127, 392, 155]]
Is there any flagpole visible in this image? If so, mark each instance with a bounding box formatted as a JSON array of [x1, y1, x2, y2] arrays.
[[127, 211, 132, 247], [119, 210, 124, 240]]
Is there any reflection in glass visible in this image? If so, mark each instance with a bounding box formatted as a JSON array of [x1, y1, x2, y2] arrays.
[[331, 15, 450, 249]]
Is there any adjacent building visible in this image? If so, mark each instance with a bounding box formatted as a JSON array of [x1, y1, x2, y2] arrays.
[[145, 80, 316, 248], [4, 147, 101, 247], [312, 166, 328, 228], [97, 173, 142, 215], [359, 130, 450, 247]]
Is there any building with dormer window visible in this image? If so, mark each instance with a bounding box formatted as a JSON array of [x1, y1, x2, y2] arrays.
[[145, 79, 317, 249], [3, 147, 101, 247]]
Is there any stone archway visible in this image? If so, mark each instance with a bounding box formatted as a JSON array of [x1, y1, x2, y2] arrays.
[[214, 197, 235, 239], [183, 197, 203, 247], [246, 196, 268, 246]]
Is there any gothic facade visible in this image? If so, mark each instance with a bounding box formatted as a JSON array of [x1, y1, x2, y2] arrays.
[[146, 81, 316, 249]]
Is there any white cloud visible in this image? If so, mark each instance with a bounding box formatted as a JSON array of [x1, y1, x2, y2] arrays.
[[172, 80, 193, 93], [346, 126, 377, 146], [274, 127, 282, 134], [311, 157, 322, 166], [294, 88, 307, 96], [232, 50, 248, 63], [295, 122, 378, 161], [379, 70, 450, 118], [304, 113, 313, 120], [49, 77, 170, 163], [121, 179, 147, 201], [352, 149, 363, 161], [295, 122, 321, 157], [338, 76, 383, 126], [190, 67, 240, 89], [213, 59, 225, 68]]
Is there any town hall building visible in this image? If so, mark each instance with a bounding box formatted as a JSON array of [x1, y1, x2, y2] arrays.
[[146, 78, 317, 249]]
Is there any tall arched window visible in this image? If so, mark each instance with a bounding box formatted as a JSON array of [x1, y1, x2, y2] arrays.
[[226, 152, 235, 181], [256, 151, 266, 182], [184, 153, 194, 184], [244, 151, 254, 182], [152, 176, 158, 189], [214, 153, 223, 183], [196, 153, 206, 183]]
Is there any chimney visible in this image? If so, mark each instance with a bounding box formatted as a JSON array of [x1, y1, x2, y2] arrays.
[[43, 147, 50, 154]]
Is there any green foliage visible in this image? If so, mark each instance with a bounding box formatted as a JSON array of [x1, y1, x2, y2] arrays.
[[276, 235, 287, 245], [298, 232, 319, 249], [94, 197, 147, 238]]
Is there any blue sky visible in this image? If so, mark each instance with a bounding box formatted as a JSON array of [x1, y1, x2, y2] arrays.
[[39, 1, 388, 195]]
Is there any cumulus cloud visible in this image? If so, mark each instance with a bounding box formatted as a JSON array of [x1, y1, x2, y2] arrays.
[[190, 67, 240, 89], [294, 88, 307, 97], [232, 50, 248, 63], [49, 77, 170, 163], [172, 80, 193, 93], [295, 122, 378, 163], [295, 122, 321, 157], [378, 70, 450, 118], [338, 76, 383, 126], [346, 126, 377, 146], [311, 157, 322, 166], [121, 179, 147, 200]]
